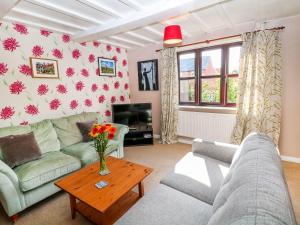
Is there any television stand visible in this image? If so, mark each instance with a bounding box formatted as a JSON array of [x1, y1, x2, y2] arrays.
[[124, 128, 153, 146]]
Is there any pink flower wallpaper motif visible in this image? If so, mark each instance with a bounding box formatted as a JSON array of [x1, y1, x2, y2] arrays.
[[25, 104, 39, 116], [66, 67, 75, 77], [0, 106, 15, 120], [3, 37, 20, 52], [52, 48, 63, 59], [13, 23, 28, 35], [0, 21, 129, 127], [84, 99, 92, 107], [56, 84, 67, 94], [62, 34, 70, 43], [91, 83, 98, 92], [49, 99, 61, 110], [72, 49, 81, 59], [0, 63, 8, 75], [19, 64, 32, 76], [9, 81, 26, 95], [93, 41, 100, 47], [88, 54, 95, 63], [75, 81, 84, 91], [81, 68, 89, 77], [106, 45, 112, 51], [70, 100, 78, 109], [32, 45, 44, 57], [40, 29, 52, 37], [37, 84, 49, 95]]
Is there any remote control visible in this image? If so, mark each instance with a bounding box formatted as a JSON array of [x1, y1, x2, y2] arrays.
[[95, 181, 108, 189]]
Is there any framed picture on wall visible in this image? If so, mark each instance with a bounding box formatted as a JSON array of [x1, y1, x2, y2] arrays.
[[98, 57, 116, 77], [30, 57, 59, 79], [137, 59, 159, 91]]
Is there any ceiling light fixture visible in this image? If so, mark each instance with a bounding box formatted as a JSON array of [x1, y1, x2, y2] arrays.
[[163, 25, 182, 46]]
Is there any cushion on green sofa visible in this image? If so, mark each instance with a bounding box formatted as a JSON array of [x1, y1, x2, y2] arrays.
[[61, 140, 118, 166], [30, 120, 61, 154], [51, 112, 99, 148], [14, 151, 81, 192], [0, 125, 31, 159]]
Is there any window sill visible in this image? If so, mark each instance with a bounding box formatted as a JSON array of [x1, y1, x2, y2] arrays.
[[179, 105, 237, 114]]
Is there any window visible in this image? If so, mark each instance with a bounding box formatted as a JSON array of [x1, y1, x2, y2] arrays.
[[178, 43, 241, 107]]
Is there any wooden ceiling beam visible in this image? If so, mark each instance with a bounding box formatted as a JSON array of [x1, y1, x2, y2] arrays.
[[126, 31, 159, 43], [26, 0, 104, 24], [11, 7, 86, 30], [73, 0, 228, 42], [76, 0, 122, 18], [4, 16, 75, 34], [110, 36, 145, 47], [0, 0, 20, 18], [118, 0, 143, 11]]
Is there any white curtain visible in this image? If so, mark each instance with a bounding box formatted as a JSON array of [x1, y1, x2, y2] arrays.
[[160, 47, 178, 144], [231, 30, 282, 145]]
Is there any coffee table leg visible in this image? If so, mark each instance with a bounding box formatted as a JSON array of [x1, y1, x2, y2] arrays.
[[69, 194, 76, 219], [138, 182, 144, 197]]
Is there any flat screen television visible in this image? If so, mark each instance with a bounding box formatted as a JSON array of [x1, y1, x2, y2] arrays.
[[112, 103, 152, 130]]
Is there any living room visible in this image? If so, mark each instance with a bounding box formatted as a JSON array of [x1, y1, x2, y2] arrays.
[[0, 0, 300, 224]]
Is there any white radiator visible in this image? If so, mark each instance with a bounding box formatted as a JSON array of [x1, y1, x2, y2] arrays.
[[177, 111, 236, 143]]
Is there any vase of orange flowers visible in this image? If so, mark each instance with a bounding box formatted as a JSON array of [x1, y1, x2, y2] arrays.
[[89, 123, 117, 175]]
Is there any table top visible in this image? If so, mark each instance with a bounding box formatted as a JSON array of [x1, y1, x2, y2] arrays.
[[55, 156, 153, 213]]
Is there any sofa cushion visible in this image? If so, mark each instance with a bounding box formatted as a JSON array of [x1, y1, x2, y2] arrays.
[[61, 140, 118, 166], [30, 120, 61, 154], [0, 125, 31, 159], [209, 133, 297, 225], [0, 132, 42, 168], [76, 120, 95, 142], [51, 112, 98, 148], [14, 151, 81, 192], [115, 184, 213, 225], [161, 152, 230, 205]]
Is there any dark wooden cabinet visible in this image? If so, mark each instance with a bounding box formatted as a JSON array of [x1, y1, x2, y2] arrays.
[[124, 127, 153, 146]]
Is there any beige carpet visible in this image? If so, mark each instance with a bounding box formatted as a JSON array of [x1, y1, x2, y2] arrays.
[[0, 141, 190, 225]]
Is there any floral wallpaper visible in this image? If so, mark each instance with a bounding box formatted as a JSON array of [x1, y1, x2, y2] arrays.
[[0, 21, 130, 127]]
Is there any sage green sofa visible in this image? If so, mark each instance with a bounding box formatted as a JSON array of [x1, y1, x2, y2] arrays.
[[0, 112, 129, 220]]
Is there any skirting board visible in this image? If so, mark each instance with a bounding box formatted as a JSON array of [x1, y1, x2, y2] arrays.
[[281, 155, 300, 164], [178, 136, 300, 164]]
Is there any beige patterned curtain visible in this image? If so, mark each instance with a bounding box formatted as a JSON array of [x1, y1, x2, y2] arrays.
[[231, 30, 282, 145], [160, 47, 178, 144]]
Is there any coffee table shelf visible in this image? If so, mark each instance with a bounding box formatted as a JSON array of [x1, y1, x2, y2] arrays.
[[55, 157, 152, 225]]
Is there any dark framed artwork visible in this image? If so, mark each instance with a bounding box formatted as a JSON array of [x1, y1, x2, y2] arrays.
[[137, 59, 158, 91], [98, 57, 116, 77], [30, 57, 59, 79]]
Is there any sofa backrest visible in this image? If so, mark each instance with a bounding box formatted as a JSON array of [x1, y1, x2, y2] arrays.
[[30, 119, 61, 154], [51, 112, 98, 149], [0, 120, 60, 158], [208, 133, 297, 225]]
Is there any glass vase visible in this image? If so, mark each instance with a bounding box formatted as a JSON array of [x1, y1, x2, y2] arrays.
[[98, 151, 110, 176]]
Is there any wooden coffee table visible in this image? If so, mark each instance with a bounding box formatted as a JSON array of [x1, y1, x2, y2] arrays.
[[55, 156, 152, 225]]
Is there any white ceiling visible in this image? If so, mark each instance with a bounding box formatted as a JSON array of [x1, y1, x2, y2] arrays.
[[1, 0, 300, 49]]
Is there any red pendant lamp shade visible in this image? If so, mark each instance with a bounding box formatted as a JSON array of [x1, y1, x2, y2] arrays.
[[163, 25, 182, 45]]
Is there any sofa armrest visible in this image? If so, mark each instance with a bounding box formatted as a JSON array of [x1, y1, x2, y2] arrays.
[[192, 139, 239, 164], [111, 123, 129, 158], [0, 160, 25, 217]]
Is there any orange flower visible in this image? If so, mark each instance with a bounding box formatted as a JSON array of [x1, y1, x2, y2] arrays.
[[104, 124, 112, 131], [108, 132, 114, 140], [89, 127, 99, 138], [96, 125, 105, 134], [110, 127, 116, 134]]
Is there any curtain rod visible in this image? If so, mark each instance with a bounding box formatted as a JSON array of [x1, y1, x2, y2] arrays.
[[155, 26, 285, 52]]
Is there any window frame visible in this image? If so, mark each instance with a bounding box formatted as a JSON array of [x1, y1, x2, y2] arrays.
[[177, 42, 242, 107]]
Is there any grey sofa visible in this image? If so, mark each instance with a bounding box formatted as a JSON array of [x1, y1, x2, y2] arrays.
[[115, 133, 297, 225]]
